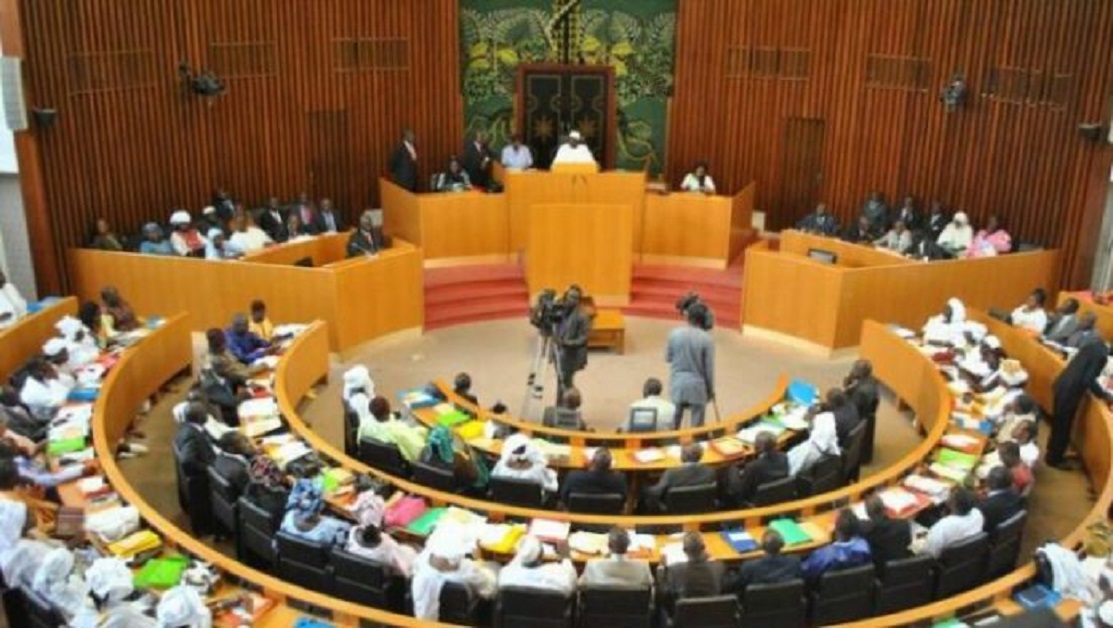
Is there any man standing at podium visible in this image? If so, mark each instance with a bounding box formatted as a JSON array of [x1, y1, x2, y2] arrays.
[[389, 128, 419, 192], [552, 130, 596, 166]]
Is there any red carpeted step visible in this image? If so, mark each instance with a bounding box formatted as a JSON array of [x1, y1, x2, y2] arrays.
[[424, 262, 530, 330], [425, 263, 524, 288], [632, 263, 743, 289], [426, 281, 528, 307]]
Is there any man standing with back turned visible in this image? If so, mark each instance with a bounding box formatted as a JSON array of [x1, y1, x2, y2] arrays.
[[667, 302, 716, 429]]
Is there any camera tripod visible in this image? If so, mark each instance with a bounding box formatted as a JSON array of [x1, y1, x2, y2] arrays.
[[520, 330, 566, 420]]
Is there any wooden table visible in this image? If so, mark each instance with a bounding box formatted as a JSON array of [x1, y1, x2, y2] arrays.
[[588, 309, 625, 353]]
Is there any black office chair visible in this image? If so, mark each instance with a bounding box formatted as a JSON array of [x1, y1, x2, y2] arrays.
[[579, 585, 653, 628], [567, 492, 625, 515], [206, 466, 239, 540], [874, 555, 935, 614], [860, 397, 880, 464], [342, 408, 359, 456], [809, 563, 876, 624], [172, 444, 214, 537], [171, 441, 188, 511], [329, 547, 406, 611], [751, 476, 797, 507], [275, 531, 332, 592], [627, 407, 659, 433], [489, 476, 544, 509], [413, 459, 459, 492], [669, 595, 739, 628], [739, 579, 807, 627], [841, 421, 868, 483], [795, 453, 844, 497], [987, 510, 1028, 578], [237, 496, 278, 568], [494, 586, 574, 628], [935, 532, 990, 598], [358, 437, 410, 477], [23, 586, 65, 628], [664, 482, 717, 514], [440, 581, 482, 625]]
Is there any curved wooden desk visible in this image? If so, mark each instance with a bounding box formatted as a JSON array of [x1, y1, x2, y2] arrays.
[[0, 296, 77, 377], [836, 353, 1113, 627], [91, 313, 452, 627], [280, 320, 953, 532]]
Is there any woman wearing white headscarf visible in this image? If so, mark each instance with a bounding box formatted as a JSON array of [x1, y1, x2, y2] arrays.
[[342, 365, 375, 406], [204, 228, 242, 260], [922, 298, 967, 346], [55, 316, 100, 369], [787, 411, 840, 476], [490, 433, 558, 493], [411, 524, 497, 620], [31, 547, 90, 619], [156, 585, 212, 628], [497, 534, 577, 595], [168, 210, 207, 256], [936, 211, 973, 254], [0, 270, 27, 330]]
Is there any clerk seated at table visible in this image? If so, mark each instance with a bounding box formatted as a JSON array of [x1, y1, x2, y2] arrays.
[[842, 216, 877, 244], [727, 530, 801, 594], [918, 487, 984, 558], [642, 443, 716, 513], [623, 378, 676, 432], [861, 495, 912, 565], [500, 134, 533, 171], [679, 161, 716, 194], [226, 313, 274, 365], [578, 527, 653, 589], [551, 130, 596, 167], [801, 508, 871, 582], [796, 203, 839, 236], [491, 433, 558, 494], [434, 156, 472, 192], [0, 270, 27, 330], [874, 219, 912, 252], [1044, 298, 1081, 343], [725, 431, 788, 507], [542, 388, 586, 431], [559, 448, 626, 507], [347, 210, 384, 258], [860, 191, 890, 232]]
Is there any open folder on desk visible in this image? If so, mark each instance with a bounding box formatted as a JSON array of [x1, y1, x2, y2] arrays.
[[767, 519, 812, 546]]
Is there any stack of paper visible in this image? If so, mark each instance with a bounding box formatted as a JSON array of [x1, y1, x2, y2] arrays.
[[528, 518, 572, 544], [660, 543, 688, 564], [238, 397, 279, 422], [77, 476, 107, 495], [241, 417, 284, 438], [568, 531, 609, 555], [204, 418, 236, 441], [935, 448, 979, 470], [627, 531, 656, 556], [877, 487, 922, 515], [252, 355, 281, 371], [710, 436, 747, 458], [401, 389, 439, 410], [941, 433, 981, 453], [737, 420, 786, 444], [903, 474, 951, 500], [928, 462, 969, 484], [778, 407, 810, 430], [271, 441, 312, 468], [479, 523, 525, 553], [633, 448, 665, 464], [534, 440, 571, 462]]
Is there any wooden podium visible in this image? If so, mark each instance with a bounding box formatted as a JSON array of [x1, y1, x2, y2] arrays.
[[526, 203, 633, 306]]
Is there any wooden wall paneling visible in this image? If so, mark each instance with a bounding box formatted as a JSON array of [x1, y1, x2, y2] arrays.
[[8, 0, 462, 291], [669, 0, 1113, 286]]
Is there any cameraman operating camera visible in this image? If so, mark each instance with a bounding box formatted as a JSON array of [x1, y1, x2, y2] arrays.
[[554, 285, 591, 400]]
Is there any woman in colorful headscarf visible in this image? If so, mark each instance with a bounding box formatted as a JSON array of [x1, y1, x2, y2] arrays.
[[139, 223, 174, 256], [420, 425, 489, 493], [168, 210, 207, 256], [279, 478, 350, 546], [490, 432, 558, 493]]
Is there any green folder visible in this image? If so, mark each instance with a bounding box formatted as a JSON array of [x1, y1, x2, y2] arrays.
[[405, 507, 446, 536], [935, 448, 978, 470], [768, 518, 812, 546], [133, 555, 189, 589], [437, 410, 472, 427], [47, 437, 87, 456]]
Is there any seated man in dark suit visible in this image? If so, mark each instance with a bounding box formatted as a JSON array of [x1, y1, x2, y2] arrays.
[[843, 360, 879, 420], [542, 388, 587, 431], [724, 430, 788, 507], [257, 197, 288, 243], [559, 448, 626, 507], [728, 530, 801, 594], [213, 431, 255, 495], [861, 495, 911, 565], [796, 203, 839, 236], [174, 403, 216, 478], [389, 128, 419, 192], [824, 388, 861, 448], [642, 443, 716, 512], [656, 531, 725, 603], [347, 210, 384, 258], [842, 216, 878, 244], [979, 465, 1025, 533]]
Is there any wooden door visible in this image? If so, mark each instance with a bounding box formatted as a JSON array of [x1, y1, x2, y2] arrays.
[[308, 110, 352, 215], [775, 117, 826, 231], [517, 64, 616, 170]]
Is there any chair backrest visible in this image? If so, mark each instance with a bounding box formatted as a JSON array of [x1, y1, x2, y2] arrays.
[[206, 466, 238, 536], [343, 409, 359, 456], [841, 421, 868, 482], [740, 579, 806, 626], [358, 437, 409, 476], [329, 546, 388, 587], [496, 586, 574, 628], [490, 475, 544, 508], [752, 475, 797, 507], [413, 459, 458, 492], [567, 492, 625, 515], [798, 453, 844, 496], [811, 563, 876, 625], [665, 482, 717, 514], [875, 555, 935, 615], [23, 586, 65, 628], [672, 595, 739, 628], [936, 531, 990, 598], [987, 510, 1028, 578], [276, 531, 329, 568], [579, 585, 653, 625], [237, 496, 277, 567], [439, 581, 480, 624], [628, 407, 658, 433]]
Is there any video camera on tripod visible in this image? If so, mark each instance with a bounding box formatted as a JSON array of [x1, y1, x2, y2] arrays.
[[529, 288, 573, 336]]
